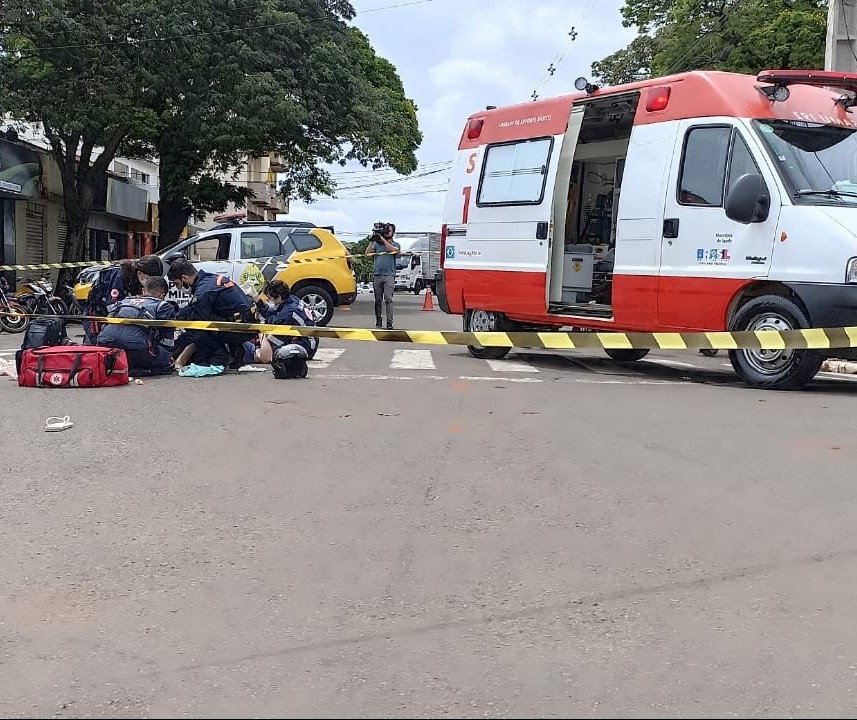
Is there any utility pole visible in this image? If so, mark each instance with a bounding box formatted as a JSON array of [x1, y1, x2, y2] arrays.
[[826, 0, 857, 71]]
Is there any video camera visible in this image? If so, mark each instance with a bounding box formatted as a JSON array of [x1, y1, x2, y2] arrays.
[[372, 221, 393, 238]]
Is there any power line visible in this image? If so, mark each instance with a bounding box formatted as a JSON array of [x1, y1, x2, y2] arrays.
[[359, 0, 442, 13], [333, 166, 450, 191], [328, 160, 451, 179], [326, 188, 448, 199], [529, 0, 598, 100], [663, 0, 750, 76]]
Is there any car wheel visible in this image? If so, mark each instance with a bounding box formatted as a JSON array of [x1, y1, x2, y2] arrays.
[[296, 285, 335, 326], [605, 348, 650, 362], [728, 294, 823, 390], [465, 309, 512, 360]]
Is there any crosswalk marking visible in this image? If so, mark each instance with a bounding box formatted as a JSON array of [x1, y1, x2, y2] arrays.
[[391, 349, 436, 370], [308, 348, 345, 369], [484, 358, 539, 373]]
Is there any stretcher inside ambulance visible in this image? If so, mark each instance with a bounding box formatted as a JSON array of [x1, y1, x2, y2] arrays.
[[435, 69, 857, 390]]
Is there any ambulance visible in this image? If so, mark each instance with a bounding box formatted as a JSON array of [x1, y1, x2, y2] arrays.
[[434, 69, 857, 390]]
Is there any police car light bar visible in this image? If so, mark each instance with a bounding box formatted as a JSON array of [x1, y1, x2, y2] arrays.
[[213, 211, 247, 224]]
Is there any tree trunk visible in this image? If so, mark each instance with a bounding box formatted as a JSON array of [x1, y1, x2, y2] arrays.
[[157, 197, 192, 250], [57, 171, 96, 289], [45, 126, 126, 288]]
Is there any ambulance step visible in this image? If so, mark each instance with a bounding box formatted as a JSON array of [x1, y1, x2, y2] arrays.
[[548, 302, 614, 319]]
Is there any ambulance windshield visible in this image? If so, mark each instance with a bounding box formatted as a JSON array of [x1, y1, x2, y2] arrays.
[[754, 119, 857, 203]]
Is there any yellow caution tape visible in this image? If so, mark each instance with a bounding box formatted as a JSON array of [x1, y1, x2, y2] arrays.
[[20, 313, 857, 350], [0, 249, 440, 273], [0, 260, 117, 272]]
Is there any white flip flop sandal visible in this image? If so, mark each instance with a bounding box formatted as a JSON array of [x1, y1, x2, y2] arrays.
[[45, 416, 73, 432]]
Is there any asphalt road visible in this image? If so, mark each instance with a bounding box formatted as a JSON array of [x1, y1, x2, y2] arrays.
[[3, 293, 857, 718]]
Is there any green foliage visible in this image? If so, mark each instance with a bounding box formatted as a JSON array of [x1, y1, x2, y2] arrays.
[[0, 0, 158, 272], [593, 0, 828, 85], [0, 0, 423, 256], [131, 0, 422, 245], [348, 235, 374, 283]]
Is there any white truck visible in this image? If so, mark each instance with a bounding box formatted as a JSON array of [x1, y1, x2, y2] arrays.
[[394, 232, 442, 294]]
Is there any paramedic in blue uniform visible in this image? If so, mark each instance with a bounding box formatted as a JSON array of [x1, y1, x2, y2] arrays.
[[243, 279, 318, 364], [166, 259, 256, 369], [96, 276, 176, 375], [83, 254, 164, 344]]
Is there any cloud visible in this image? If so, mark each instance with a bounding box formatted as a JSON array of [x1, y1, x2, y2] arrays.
[[284, 0, 639, 238]]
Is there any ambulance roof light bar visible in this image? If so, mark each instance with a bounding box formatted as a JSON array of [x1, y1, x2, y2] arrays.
[[756, 69, 857, 110]]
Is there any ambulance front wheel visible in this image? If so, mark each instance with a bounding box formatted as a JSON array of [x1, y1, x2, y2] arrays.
[[465, 310, 512, 360], [728, 294, 823, 390], [605, 349, 650, 362]]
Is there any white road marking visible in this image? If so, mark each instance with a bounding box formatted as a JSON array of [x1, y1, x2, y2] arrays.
[[645, 359, 702, 370], [308, 348, 345, 368], [0, 350, 15, 357], [390, 349, 436, 370], [459, 376, 542, 383], [485, 358, 540, 373]]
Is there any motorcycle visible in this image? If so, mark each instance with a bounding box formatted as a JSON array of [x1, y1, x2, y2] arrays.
[[15, 276, 68, 317], [0, 277, 30, 333]]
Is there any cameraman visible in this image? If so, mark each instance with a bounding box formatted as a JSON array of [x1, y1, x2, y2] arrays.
[[365, 222, 400, 330]]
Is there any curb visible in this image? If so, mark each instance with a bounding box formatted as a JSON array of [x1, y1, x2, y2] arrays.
[[821, 359, 857, 374]]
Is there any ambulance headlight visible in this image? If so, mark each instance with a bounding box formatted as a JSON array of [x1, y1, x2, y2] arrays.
[[847, 258, 857, 283]]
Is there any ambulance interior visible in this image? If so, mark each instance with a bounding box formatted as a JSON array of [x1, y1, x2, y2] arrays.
[[549, 92, 641, 318]]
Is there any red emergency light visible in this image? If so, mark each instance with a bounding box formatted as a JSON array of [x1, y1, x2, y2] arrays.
[[757, 69, 857, 94], [466, 118, 484, 140], [213, 211, 247, 223], [646, 86, 671, 112]]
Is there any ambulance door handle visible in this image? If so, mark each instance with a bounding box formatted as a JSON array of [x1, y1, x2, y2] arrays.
[[536, 222, 549, 240], [663, 218, 680, 239]]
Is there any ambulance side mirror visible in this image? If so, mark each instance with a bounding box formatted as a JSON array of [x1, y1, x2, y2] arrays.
[[725, 173, 770, 224], [164, 250, 187, 264]]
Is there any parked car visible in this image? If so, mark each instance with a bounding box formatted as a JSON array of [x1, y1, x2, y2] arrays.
[[74, 215, 357, 326]]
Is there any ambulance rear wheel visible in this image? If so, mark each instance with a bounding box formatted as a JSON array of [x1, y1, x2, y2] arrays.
[[605, 349, 650, 362], [728, 295, 823, 390], [465, 309, 512, 360]]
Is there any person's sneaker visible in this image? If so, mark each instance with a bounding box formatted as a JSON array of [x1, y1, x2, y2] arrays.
[[387, 323, 394, 330], [375, 321, 382, 329]]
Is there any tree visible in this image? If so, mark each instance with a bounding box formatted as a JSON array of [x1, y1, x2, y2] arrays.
[[132, 0, 422, 248], [592, 0, 828, 86], [348, 236, 374, 283], [0, 1, 156, 280]]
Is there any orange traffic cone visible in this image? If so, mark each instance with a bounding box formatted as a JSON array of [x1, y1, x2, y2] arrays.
[[422, 287, 435, 311]]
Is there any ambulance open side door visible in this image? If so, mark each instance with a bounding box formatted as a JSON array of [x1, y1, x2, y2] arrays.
[[549, 105, 586, 304], [453, 104, 581, 314]]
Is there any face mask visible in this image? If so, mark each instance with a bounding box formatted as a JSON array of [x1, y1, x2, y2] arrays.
[[267, 301, 278, 311]]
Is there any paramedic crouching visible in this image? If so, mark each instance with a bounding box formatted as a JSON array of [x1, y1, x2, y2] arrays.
[[167, 259, 256, 370], [96, 276, 176, 375], [244, 280, 318, 368]]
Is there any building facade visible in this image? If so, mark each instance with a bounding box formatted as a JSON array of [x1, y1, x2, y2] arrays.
[[190, 153, 289, 231], [1, 120, 288, 271]]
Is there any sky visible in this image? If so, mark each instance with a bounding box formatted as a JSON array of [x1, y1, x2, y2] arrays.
[[283, 0, 639, 243]]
